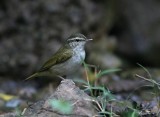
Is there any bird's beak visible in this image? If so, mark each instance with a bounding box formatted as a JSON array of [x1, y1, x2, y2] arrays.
[[87, 39, 93, 41]]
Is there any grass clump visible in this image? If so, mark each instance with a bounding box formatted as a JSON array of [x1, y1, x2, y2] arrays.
[[74, 62, 121, 116]]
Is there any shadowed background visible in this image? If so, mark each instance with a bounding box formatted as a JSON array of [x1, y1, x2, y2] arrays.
[[1, 0, 160, 79], [1, 0, 160, 115]]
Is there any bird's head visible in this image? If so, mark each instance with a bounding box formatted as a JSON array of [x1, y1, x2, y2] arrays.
[[66, 33, 92, 49]]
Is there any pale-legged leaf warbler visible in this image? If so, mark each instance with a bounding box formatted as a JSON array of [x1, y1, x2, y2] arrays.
[[26, 33, 92, 80]]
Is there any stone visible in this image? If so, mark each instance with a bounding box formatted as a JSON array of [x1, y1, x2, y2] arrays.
[[23, 79, 97, 117]]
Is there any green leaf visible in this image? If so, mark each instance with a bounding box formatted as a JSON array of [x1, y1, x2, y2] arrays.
[[96, 68, 121, 78], [50, 99, 73, 114]]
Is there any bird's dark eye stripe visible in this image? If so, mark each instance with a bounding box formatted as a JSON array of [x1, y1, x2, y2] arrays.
[[75, 39, 84, 42], [67, 39, 85, 42]]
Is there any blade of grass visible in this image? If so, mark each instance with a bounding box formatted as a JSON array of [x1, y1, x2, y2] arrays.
[[73, 79, 88, 85], [137, 63, 151, 78], [96, 68, 121, 78]]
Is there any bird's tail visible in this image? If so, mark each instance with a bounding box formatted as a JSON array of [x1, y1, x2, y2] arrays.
[[25, 71, 54, 81], [25, 72, 39, 81]]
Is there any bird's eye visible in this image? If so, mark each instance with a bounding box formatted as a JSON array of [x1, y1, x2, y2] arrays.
[[76, 39, 80, 42]]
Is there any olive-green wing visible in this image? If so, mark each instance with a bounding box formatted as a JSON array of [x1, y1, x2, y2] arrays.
[[39, 46, 73, 72]]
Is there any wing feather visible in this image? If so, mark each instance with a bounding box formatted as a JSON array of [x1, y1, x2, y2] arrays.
[[39, 45, 72, 72]]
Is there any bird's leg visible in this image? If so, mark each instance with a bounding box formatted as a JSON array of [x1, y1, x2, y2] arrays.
[[56, 75, 66, 80]]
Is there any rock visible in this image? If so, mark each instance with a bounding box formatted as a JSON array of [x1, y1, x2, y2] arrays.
[[23, 79, 97, 117], [89, 52, 122, 69], [5, 99, 22, 108], [0, 112, 17, 117]]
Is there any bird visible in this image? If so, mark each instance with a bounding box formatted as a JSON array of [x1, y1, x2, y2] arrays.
[[25, 33, 92, 80]]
